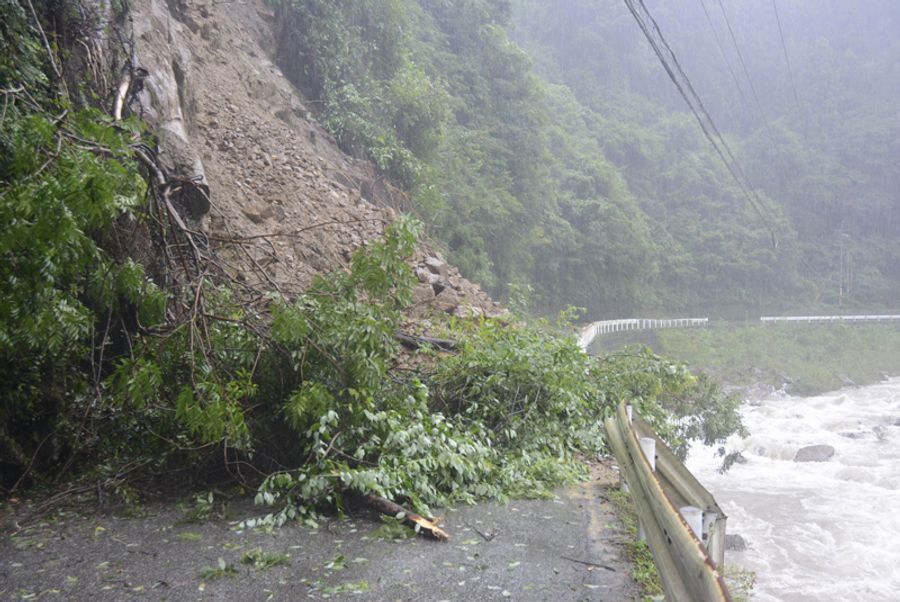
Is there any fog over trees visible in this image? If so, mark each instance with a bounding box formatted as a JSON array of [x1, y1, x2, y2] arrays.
[[247, 1, 900, 317], [512, 0, 900, 317]]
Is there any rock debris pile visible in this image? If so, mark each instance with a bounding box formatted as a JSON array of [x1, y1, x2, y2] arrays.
[[131, 0, 503, 322]]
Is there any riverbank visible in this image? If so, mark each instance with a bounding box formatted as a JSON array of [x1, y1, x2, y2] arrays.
[[596, 323, 900, 396]]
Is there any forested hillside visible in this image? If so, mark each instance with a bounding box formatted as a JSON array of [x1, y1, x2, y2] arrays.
[[2, 0, 745, 510], [269, 0, 900, 318], [512, 0, 900, 316]]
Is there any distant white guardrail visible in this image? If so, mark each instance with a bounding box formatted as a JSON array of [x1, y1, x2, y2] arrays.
[[605, 402, 731, 601], [579, 318, 708, 350], [761, 314, 900, 324]]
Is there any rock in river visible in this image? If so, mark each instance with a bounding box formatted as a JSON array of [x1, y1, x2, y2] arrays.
[[794, 444, 835, 462], [725, 534, 748, 552]]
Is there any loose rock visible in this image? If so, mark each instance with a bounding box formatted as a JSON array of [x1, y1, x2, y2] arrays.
[[793, 444, 835, 462], [725, 534, 748, 552]]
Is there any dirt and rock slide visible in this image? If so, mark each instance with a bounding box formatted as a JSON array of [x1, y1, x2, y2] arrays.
[[129, 0, 502, 322]]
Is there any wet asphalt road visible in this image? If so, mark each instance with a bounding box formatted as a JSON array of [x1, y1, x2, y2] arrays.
[[1, 471, 637, 601]]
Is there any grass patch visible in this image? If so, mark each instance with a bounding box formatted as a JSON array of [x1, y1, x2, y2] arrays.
[[655, 324, 900, 395], [723, 564, 756, 602], [607, 489, 664, 601]]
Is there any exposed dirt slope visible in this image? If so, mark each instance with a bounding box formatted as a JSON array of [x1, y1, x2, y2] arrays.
[[131, 0, 501, 319]]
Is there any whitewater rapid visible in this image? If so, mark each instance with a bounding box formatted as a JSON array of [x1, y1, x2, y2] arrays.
[[687, 378, 900, 601]]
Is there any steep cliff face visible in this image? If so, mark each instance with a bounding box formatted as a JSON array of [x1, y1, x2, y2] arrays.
[[129, 0, 501, 317]]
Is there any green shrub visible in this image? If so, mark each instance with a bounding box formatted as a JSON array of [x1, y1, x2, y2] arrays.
[[0, 14, 167, 482]]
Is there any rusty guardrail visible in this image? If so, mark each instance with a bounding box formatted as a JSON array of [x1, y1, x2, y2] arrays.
[[605, 402, 731, 601]]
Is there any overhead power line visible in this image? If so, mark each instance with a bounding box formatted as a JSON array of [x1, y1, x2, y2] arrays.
[[771, 0, 802, 112], [697, 0, 748, 108], [622, 0, 780, 248], [714, 0, 767, 122]]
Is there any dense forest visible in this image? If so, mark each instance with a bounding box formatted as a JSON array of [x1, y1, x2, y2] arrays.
[[270, 0, 900, 318]]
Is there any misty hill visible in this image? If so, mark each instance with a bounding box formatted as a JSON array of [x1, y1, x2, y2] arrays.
[[512, 0, 900, 317], [259, 0, 899, 318]]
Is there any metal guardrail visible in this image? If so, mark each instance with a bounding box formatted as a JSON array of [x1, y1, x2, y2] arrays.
[[761, 314, 900, 324], [605, 402, 731, 601], [581, 314, 900, 349], [579, 318, 708, 350]]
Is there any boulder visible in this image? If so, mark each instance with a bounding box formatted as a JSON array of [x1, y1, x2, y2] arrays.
[[838, 374, 857, 387], [793, 444, 835, 462], [424, 256, 449, 280], [432, 288, 461, 313], [411, 284, 435, 305], [838, 431, 866, 439], [415, 267, 436, 285], [725, 534, 747, 552], [453, 304, 483, 319]]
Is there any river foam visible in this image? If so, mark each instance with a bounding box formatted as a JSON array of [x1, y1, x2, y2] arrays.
[[687, 378, 900, 601]]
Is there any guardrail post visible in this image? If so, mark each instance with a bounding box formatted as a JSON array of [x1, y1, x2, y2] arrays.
[[622, 404, 633, 494], [680, 506, 703, 540], [637, 436, 655, 541], [639, 437, 656, 472]]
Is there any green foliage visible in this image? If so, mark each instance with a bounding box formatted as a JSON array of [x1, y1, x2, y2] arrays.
[[369, 515, 416, 540], [264, 0, 900, 316], [241, 548, 291, 570], [607, 489, 664, 601], [199, 558, 239, 580], [511, 0, 900, 315], [656, 324, 900, 396], [270, 0, 444, 188], [271, 0, 555, 300], [103, 282, 262, 471], [0, 0, 48, 92], [431, 317, 598, 455], [0, 108, 159, 355], [252, 284, 742, 522], [592, 347, 745, 459], [264, 0, 816, 315], [0, 10, 168, 484]]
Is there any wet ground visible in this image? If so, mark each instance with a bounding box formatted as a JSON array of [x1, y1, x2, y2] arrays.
[[1, 465, 637, 601]]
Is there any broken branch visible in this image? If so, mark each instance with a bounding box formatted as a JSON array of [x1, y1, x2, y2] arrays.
[[394, 332, 458, 352], [364, 494, 449, 542], [560, 555, 616, 572]]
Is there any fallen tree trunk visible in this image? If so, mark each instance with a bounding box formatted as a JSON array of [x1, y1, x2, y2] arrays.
[[364, 493, 450, 541], [394, 332, 458, 352]]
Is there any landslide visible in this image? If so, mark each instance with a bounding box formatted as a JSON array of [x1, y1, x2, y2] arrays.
[[131, 0, 500, 321]]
